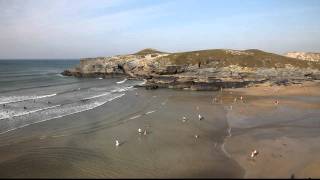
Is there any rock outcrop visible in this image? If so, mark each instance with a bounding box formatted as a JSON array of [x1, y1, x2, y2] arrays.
[[285, 52, 320, 62], [62, 48, 320, 91]]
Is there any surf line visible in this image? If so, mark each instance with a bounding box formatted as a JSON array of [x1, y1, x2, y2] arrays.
[[0, 94, 125, 135], [0, 93, 57, 105], [116, 78, 127, 84], [129, 115, 142, 120], [0, 104, 61, 120], [145, 110, 156, 115], [227, 127, 232, 137], [128, 110, 157, 120], [220, 127, 232, 158]]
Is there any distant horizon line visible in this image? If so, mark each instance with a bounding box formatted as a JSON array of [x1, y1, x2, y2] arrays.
[[0, 58, 80, 60]]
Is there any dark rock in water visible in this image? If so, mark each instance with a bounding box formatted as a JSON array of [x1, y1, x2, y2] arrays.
[[310, 73, 320, 80], [145, 84, 159, 90], [61, 70, 73, 76], [304, 72, 320, 80], [61, 69, 83, 77], [274, 79, 290, 86], [190, 83, 220, 91]]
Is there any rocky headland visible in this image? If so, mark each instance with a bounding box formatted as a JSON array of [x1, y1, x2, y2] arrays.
[[285, 52, 320, 62], [62, 48, 320, 90]]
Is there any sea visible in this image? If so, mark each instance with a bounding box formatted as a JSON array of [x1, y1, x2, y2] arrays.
[[0, 60, 244, 178], [0, 60, 141, 135]]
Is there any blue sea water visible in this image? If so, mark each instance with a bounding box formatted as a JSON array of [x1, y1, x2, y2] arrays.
[[0, 60, 140, 134], [0, 60, 80, 92]]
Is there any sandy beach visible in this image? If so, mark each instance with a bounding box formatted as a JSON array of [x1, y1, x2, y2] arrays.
[[0, 81, 319, 178], [223, 80, 320, 178], [0, 87, 243, 178]]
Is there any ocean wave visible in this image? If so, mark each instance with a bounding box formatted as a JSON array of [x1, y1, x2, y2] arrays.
[[0, 72, 59, 79], [111, 86, 133, 93], [55, 73, 64, 77], [139, 79, 147, 85], [0, 93, 125, 135], [0, 105, 61, 120], [0, 93, 57, 105], [0, 81, 81, 94], [145, 110, 156, 115], [129, 115, 141, 120], [82, 85, 134, 100], [82, 92, 111, 101], [116, 78, 127, 84]]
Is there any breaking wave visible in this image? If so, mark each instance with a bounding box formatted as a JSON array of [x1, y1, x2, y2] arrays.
[[0, 93, 57, 105]]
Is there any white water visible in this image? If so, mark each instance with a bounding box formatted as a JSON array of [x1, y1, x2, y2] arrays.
[[0, 93, 125, 135], [0, 77, 142, 135], [116, 78, 127, 84], [0, 93, 57, 105], [0, 104, 61, 120], [145, 110, 156, 115], [129, 115, 141, 120], [82, 92, 111, 100]]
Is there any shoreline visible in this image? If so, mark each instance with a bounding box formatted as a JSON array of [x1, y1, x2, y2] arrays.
[[0, 87, 244, 178], [0, 81, 319, 178]]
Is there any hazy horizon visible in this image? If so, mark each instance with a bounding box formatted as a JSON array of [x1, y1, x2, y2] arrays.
[[1, 0, 320, 59]]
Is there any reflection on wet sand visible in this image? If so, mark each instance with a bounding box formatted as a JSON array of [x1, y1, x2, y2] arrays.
[[224, 81, 320, 178]]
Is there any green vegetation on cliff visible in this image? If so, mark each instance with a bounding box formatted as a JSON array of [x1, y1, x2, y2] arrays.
[[156, 49, 320, 69], [134, 48, 166, 55]]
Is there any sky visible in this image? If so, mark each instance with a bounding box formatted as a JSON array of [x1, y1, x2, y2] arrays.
[[0, 0, 320, 59]]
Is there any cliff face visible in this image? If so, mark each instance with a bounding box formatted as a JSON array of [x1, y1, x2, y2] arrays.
[[285, 52, 320, 62], [62, 49, 320, 90]]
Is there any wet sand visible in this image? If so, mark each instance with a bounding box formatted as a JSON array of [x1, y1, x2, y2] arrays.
[[223, 81, 320, 178], [0, 81, 319, 178], [0, 88, 243, 178]]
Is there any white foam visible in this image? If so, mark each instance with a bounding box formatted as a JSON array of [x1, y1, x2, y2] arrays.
[[129, 115, 141, 120], [56, 74, 64, 77], [145, 110, 156, 115], [111, 86, 133, 93], [82, 92, 111, 100], [0, 104, 61, 120], [139, 79, 147, 85], [116, 78, 127, 84], [221, 143, 231, 158], [83, 86, 134, 100], [0, 94, 125, 135], [227, 127, 232, 137], [0, 93, 57, 105]]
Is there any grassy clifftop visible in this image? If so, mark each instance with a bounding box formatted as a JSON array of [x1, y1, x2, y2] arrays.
[[134, 48, 166, 55], [153, 49, 320, 69]]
